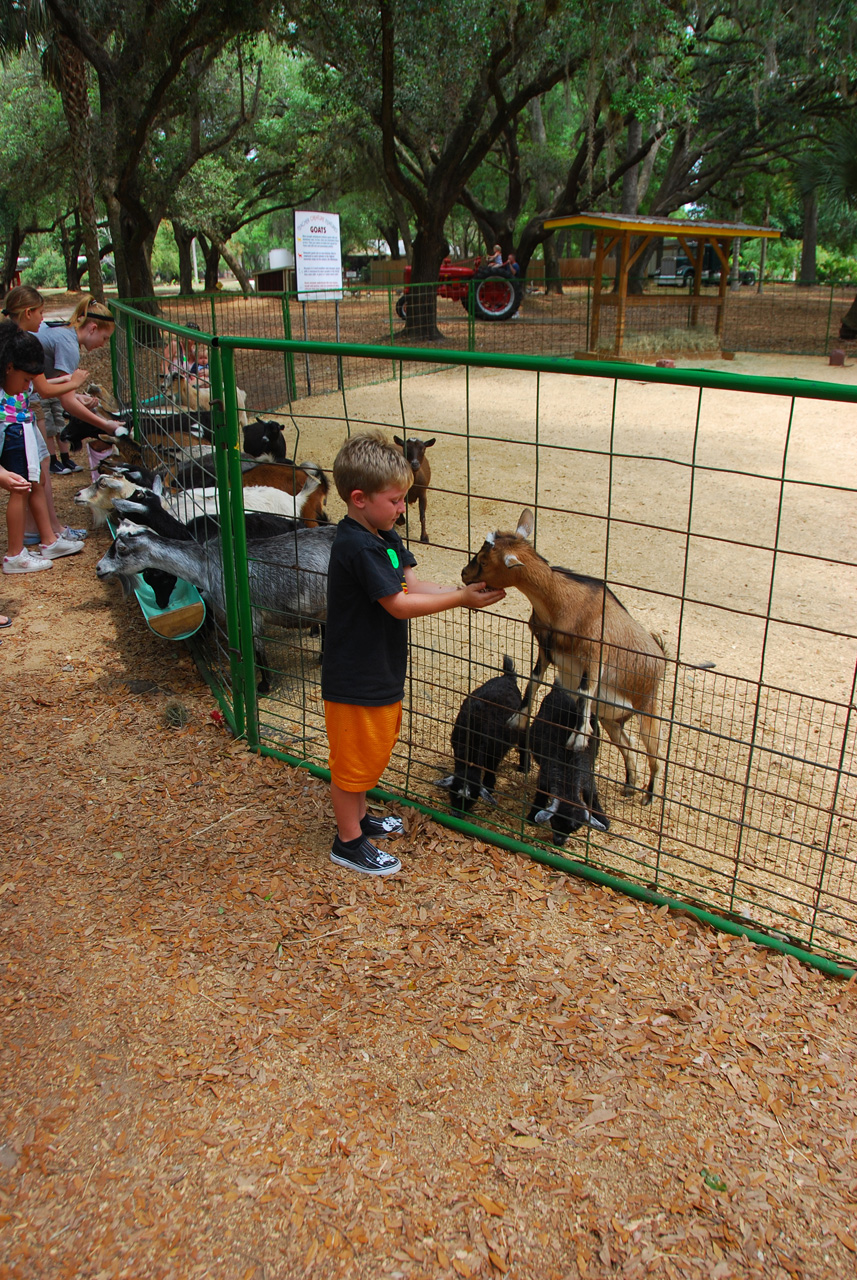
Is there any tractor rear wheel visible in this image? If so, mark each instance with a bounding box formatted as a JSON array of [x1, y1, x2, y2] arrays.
[[461, 273, 523, 321]]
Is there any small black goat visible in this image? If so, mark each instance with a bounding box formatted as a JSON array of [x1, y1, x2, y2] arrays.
[[527, 682, 609, 846], [243, 418, 287, 462], [435, 656, 523, 812], [393, 435, 434, 543]]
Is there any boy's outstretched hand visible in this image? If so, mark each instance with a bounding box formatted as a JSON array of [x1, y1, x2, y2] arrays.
[[459, 581, 506, 609]]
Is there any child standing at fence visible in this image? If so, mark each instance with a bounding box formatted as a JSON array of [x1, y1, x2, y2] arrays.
[[0, 323, 84, 573], [321, 431, 506, 876]]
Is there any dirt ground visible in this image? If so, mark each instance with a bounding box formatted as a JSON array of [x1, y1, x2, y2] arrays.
[[2, 306, 857, 1278]]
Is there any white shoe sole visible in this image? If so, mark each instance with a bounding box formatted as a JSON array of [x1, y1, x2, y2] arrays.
[[39, 542, 84, 560], [3, 559, 54, 574], [330, 851, 401, 876]]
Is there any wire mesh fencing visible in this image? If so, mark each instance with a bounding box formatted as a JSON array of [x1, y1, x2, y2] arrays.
[[119, 279, 857, 398], [110, 302, 857, 969]]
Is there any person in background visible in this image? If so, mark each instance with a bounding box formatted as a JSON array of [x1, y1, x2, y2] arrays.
[[3, 286, 91, 543], [0, 323, 84, 574], [486, 243, 504, 268], [35, 295, 128, 475]]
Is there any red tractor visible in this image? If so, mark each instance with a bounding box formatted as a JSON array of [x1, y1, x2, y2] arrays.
[[395, 256, 523, 322]]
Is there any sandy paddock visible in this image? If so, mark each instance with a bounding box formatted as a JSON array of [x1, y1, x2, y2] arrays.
[[216, 352, 857, 960], [3, 320, 857, 1277]]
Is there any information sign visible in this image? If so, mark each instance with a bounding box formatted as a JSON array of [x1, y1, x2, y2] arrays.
[[293, 211, 343, 300]]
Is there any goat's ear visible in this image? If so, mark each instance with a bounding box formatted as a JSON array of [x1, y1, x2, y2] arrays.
[[153, 475, 163, 496], [393, 435, 404, 448], [424, 438, 436, 448], [515, 508, 534, 538], [504, 553, 524, 568]]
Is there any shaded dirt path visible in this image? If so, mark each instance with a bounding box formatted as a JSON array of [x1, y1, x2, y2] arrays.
[[1, 478, 856, 1280]]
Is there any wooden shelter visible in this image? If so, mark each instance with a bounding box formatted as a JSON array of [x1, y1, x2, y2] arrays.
[[542, 213, 781, 355]]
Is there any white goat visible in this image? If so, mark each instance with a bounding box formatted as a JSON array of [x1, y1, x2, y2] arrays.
[[74, 474, 140, 528], [163, 474, 321, 525]]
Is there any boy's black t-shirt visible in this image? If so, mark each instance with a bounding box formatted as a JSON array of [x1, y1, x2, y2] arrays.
[[321, 516, 418, 706]]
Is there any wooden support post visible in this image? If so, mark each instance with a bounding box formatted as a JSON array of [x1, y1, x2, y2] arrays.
[[615, 230, 631, 355], [711, 238, 731, 339], [590, 231, 606, 351]]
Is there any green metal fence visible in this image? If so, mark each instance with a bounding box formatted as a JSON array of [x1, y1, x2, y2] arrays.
[[121, 278, 857, 385], [109, 300, 857, 974]]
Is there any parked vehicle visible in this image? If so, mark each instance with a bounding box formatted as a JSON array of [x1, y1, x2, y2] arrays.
[[655, 244, 755, 287], [396, 256, 523, 322]]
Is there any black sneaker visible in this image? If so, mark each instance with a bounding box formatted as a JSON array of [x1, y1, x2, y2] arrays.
[[330, 835, 401, 876], [59, 457, 83, 473], [49, 458, 71, 475], [361, 812, 405, 838]]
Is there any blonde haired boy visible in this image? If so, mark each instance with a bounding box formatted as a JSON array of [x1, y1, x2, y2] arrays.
[[322, 431, 505, 876]]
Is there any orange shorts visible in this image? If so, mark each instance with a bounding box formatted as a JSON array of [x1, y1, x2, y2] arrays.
[[324, 701, 402, 792]]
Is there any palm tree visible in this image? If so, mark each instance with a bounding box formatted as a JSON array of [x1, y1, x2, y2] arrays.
[[0, 1, 104, 299], [795, 119, 857, 335]]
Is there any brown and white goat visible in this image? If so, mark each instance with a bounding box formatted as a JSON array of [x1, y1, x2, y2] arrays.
[[241, 461, 329, 527], [393, 435, 434, 543], [162, 370, 249, 428], [461, 508, 666, 803]]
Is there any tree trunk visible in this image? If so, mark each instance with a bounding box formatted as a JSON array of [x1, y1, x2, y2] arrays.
[[799, 190, 818, 286], [621, 117, 642, 215], [57, 35, 104, 302], [217, 239, 253, 293], [172, 222, 195, 295], [198, 235, 221, 292], [380, 222, 403, 259], [59, 217, 83, 291], [1, 224, 26, 293], [401, 228, 448, 340], [543, 235, 561, 294]]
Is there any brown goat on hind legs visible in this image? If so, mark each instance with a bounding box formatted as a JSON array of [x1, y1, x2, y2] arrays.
[[461, 508, 667, 803]]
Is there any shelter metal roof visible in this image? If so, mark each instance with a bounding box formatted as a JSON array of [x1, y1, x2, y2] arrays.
[[542, 212, 781, 240]]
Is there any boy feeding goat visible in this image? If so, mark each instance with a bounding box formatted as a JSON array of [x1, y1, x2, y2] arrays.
[[321, 431, 505, 877]]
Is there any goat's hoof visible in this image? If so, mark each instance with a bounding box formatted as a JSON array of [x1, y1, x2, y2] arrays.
[[420, 533, 430, 543], [640, 789, 654, 807], [621, 783, 636, 798]]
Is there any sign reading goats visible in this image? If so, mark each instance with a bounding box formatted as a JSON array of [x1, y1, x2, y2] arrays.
[[293, 210, 343, 301]]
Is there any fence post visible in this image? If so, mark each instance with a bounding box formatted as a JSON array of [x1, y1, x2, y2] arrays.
[[207, 342, 251, 743], [824, 285, 834, 351], [280, 293, 297, 400], [122, 311, 140, 438]]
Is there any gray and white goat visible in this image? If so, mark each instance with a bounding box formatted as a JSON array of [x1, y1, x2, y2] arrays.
[[96, 524, 336, 693]]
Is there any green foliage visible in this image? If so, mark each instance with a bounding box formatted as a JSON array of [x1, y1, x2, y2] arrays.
[[815, 246, 857, 285], [151, 223, 180, 284], [22, 243, 65, 288]]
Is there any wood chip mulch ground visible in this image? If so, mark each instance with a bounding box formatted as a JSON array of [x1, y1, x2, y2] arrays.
[[1, 386, 857, 1280]]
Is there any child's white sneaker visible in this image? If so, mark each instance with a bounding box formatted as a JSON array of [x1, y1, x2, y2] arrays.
[[39, 536, 84, 560], [3, 549, 54, 574]]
